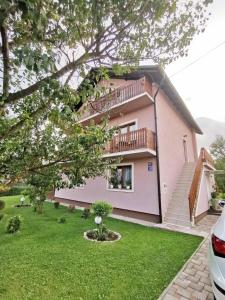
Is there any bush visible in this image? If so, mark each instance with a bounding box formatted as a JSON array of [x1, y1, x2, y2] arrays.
[[0, 185, 28, 196], [0, 213, 4, 221], [92, 201, 112, 218], [211, 191, 217, 199], [210, 198, 217, 209], [58, 216, 66, 224], [81, 208, 91, 219], [6, 215, 22, 234], [54, 201, 60, 209], [68, 205, 75, 213], [0, 200, 5, 210]]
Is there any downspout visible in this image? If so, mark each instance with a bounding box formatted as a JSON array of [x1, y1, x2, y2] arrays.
[[153, 73, 165, 223]]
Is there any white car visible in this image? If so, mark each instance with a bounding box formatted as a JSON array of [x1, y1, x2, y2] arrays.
[[209, 201, 225, 300]]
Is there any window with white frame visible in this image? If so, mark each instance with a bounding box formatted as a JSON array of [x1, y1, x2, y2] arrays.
[[108, 165, 133, 190]]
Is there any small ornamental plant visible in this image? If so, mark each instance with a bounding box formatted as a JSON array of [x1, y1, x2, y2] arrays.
[[68, 205, 75, 213], [6, 215, 22, 234], [81, 208, 91, 219], [0, 200, 5, 210], [92, 201, 112, 218], [84, 201, 120, 242], [54, 201, 60, 209], [58, 216, 66, 224]]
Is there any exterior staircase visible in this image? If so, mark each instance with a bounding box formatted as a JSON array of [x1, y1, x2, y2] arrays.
[[164, 162, 196, 227]]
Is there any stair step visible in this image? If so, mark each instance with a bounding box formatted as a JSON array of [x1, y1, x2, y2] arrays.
[[167, 208, 189, 214], [165, 212, 190, 221], [164, 217, 191, 227], [164, 162, 196, 227]]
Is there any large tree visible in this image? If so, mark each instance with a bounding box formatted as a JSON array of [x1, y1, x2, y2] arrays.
[[210, 136, 225, 193], [0, 0, 213, 192]]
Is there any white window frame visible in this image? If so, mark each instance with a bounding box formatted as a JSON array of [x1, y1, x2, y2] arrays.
[[106, 162, 134, 193]]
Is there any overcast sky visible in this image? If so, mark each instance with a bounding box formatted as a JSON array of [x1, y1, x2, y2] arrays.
[[166, 0, 225, 122]]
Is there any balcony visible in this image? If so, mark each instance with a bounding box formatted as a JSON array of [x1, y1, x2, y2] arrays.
[[80, 77, 153, 123], [104, 128, 156, 159]]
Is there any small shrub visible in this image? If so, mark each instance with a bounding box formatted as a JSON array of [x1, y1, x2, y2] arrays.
[[6, 215, 22, 234], [58, 216, 66, 224], [0, 200, 5, 210], [0, 185, 28, 196], [92, 201, 112, 218], [0, 213, 4, 221], [68, 205, 75, 213], [210, 198, 217, 209], [81, 208, 91, 219], [54, 201, 60, 209], [211, 191, 217, 199]]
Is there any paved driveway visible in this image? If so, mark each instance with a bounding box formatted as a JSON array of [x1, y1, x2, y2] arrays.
[[159, 215, 219, 300]]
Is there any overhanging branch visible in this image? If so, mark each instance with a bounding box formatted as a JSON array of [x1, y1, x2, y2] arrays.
[[0, 24, 10, 97]]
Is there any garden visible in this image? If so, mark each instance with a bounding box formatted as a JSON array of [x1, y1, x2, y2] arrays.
[[0, 195, 203, 300]]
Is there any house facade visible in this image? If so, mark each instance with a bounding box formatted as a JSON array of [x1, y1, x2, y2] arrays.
[[54, 66, 215, 226]]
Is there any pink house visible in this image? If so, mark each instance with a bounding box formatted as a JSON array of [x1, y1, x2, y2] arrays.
[[54, 66, 215, 226]]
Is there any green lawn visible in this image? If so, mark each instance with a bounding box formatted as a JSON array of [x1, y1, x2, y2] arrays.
[[0, 196, 202, 300]]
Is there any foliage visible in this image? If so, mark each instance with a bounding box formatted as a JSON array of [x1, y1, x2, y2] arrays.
[[210, 136, 225, 193], [109, 170, 119, 188], [86, 225, 118, 241], [210, 198, 217, 210], [81, 208, 91, 219], [6, 215, 22, 234], [92, 201, 112, 218], [68, 205, 75, 213], [54, 202, 60, 209], [0, 213, 4, 221], [96, 224, 109, 241], [58, 216, 66, 224], [218, 193, 225, 199], [211, 191, 217, 199], [0, 185, 28, 196], [0, 0, 212, 192], [0, 196, 202, 300], [0, 199, 5, 210]]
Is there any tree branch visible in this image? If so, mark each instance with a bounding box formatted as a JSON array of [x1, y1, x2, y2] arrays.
[[1, 51, 95, 107], [0, 24, 10, 97]]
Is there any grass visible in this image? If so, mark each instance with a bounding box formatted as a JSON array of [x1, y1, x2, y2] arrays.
[[0, 196, 203, 300]]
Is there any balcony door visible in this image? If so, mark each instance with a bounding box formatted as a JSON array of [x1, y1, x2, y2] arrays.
[[119, 121, 136, 134]]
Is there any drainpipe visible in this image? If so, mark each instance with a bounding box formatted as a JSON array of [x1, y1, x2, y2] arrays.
[[152, 72, 165, 224]]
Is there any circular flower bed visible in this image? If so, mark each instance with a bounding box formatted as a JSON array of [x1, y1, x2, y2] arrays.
[[84, 229, 121, 243]]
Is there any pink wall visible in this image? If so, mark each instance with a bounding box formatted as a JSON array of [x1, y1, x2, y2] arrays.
[[55, 157, 159, 215], [155, 86, 198, 217], [108, 105, 155, 132]]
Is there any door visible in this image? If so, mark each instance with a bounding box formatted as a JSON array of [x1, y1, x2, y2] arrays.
[[183, 135, 188, 162]]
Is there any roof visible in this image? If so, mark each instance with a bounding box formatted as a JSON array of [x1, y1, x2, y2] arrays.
[[83, 65, 203, 134]]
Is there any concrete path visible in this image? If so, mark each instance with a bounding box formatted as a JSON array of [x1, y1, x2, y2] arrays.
[[159, 215, 219, 300]]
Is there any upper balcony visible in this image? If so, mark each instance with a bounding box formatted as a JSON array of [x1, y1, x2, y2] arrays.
[[104, 127, 156, 159], [79, 77, 153, 124]]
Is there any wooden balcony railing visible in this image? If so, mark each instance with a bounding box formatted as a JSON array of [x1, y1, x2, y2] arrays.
[[81, 77, 152, 119], [189, 148, 214, 219], [105, 128, 156, 154]]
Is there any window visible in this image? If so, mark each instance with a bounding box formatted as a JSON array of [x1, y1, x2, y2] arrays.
[[108, 165, 133, 190]]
